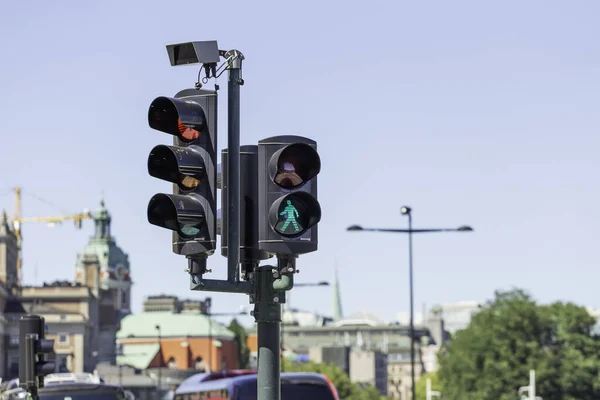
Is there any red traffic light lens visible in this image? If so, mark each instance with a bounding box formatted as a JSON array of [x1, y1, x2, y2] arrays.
[[148, 97, 206, 143], [272, 143, 320, 190]]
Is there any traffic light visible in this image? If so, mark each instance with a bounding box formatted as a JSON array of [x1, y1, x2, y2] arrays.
[[147, 88, 218, 258], [19, 315, 55, 392], [258, 135, 321, 255], [221, 145, 270, 273]]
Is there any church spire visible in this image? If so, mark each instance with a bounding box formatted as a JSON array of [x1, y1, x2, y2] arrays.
[[332, 262, 343, 321], [93, 196, 111, 239]]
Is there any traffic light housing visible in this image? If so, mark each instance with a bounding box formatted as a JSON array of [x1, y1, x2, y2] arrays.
[[147, 88, 218, 257], [19, 315, 55, 392], [221, 145, 270, 273], [258, 135, 321, 255]]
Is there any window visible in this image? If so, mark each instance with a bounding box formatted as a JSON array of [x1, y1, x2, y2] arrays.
[[167, 357, 177, 369], [194, 357, 205, 371], [238, 382, 337, 400], [10, 335, 19, 346], [58, 334, 68, 344], [9, 357, 19, 374]]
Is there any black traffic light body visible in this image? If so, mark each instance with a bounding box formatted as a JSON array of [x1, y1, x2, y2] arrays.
[[19, 315, 55, 392], [258, 135, 321, 255], [221, 145, 271, 266], [147, 88, 218, 257]]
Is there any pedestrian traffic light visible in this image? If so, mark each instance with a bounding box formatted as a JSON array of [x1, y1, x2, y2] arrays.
[[19, 315, 55, 392], [146, 88, 218, 258], [258, 135, 321, 255]]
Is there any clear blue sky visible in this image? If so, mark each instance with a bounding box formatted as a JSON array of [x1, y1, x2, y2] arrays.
[[1, 0, 599, 327]]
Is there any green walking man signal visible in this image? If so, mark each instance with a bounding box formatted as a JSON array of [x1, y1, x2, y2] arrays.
[[278, 200, 300, 233]]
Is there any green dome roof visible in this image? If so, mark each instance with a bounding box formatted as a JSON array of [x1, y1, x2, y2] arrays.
[[117, 311, 234, 339]]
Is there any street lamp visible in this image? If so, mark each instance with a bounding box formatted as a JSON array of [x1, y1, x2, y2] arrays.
[[281, 281, 330, 372], [347, 207, 473, 400]]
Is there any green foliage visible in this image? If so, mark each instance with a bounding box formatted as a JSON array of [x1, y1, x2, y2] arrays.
[[228, 318, 250, 369], [415, 372, 441, 400], [283, 359, 386, 400], [438, 288, 600, 400]]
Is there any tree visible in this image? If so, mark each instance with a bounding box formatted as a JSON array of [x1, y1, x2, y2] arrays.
[[437, 288, 600, 400], [228, 318, 250, 369], [282, 359, 386, 400]]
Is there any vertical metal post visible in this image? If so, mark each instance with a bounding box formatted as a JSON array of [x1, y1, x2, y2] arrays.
[[208, 315, 213, 372], [258, 320, 280, 400], [280, 317, 285, 373], [155, 325, 161, 400], [408, 212, 416, 400], [20, 315, 44, 398], [254, 265, 285, 400], [426, 377, 431, 400], [225, 50, 245, 283], [530, 369, 535, 400], [25, 335, 37, 399]]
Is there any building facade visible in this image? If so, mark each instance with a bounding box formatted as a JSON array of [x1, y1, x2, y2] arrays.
[[248, 311, 432, 398], [0, 199, 131, 379], [430, 301, 483, 334], [0, 281, 9, 379], [74, 198, 132, 365], [116, 298, 238, 373], [350, 350, 388, 396]]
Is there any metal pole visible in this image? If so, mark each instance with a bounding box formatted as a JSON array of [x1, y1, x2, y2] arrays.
[[254, 264, 294, 400], [20, 315, 44, 399], [280, 315, 285, 373], [530, 369, 535, 400], [208, 315, 212, 372], [225, 50, 244, 283], [408, 211, 416, 400], [156, 326, 161, 400], [426, 378, 431, 400], [257, 318, 280, 400]]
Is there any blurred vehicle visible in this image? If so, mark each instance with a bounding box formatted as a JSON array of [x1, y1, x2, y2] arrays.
[[177, 370, 256, 389], [174, 372, 339, 400], [0, 387, 27, 400], [1, 374, 131, 400], [44, 373, 103, 386], [37, 383, 127, 400], [123, 390, 135, 400]]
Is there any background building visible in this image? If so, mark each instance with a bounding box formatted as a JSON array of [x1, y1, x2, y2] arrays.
[[115, 295, 237, 373], [0, 199, 130, 379]]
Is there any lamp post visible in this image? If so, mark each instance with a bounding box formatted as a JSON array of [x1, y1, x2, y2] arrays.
[[347, 207, 473, 400], [155, 324, 161, 400], [281, 281, 330, 372]]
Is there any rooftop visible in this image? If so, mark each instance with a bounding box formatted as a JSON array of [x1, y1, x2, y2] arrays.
[[117, 312, 234, 339]]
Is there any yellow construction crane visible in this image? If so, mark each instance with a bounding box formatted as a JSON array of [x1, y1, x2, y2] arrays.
[[11, 186, 93, 285]]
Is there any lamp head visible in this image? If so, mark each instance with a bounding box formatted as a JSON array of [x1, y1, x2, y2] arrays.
[[347, 225, 364, 231]]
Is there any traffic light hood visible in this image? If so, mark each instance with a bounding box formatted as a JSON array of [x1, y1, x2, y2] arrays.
[[148, 96, 207, 143], [147, 193, 206, 238], [269, 143, 321, 190], [148, 144, 206, 190]]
